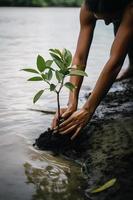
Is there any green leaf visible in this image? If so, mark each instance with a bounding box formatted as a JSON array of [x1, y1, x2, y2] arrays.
[[55, 49, 63, 58], [21, 68, 39, 74], [49, 48, 62, 58], [70, 69, 88, 77], [91, 178, 117, 194], [33, 90, 44, 104], [64, 82, 76, 91], [60, 69, 70, 75], [37, 55, 46, 72], [55, 59, 64, 69], [46, 60, 53, 68], [50, 84, 56, 91], [50, 52, 64, 69], [50, 52, 61, 60], [63, 48, 72, 67], [28, 76, 43, 81], [41, 73, 47, 80], [55, 70, 64, 82], [47, 69, 53, 81]]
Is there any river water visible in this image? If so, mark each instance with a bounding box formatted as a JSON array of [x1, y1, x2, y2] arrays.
[[0, 7, 128, 200]]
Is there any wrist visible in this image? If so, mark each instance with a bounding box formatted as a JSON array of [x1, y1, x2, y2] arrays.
[[67, 101, 78, 110], [82, 101, 95, 116], [68, 95, 78, 109]]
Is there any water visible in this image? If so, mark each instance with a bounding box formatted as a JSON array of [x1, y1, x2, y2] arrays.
[[0, 7, 128, 200]]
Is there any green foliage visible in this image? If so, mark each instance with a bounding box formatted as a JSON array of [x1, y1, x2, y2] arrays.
[[0, 0, 83, 7], [47, 69, 53, 81], [33, 90, 44, 103], [46, 60, 53, 68], [62, 48, 72, 67], [37, 55, 46, 72], [55, 70, 63, 83], [22, 48, 87, 105], [50, 84, 56, 91], [28, 76, 43, 81], [21, 68, 39, 74], [64, 82, 76, 91]]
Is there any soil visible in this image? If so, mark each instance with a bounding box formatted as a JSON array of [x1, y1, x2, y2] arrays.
[[34, 78, 133, 200]]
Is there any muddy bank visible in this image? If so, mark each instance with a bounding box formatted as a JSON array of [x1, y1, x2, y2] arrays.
[[68, 78, 133, 200], [35, 78, 133, 200]]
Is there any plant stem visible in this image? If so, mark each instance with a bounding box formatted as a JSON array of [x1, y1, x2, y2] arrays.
[[56, 91, 61, 131], [56, 76, 65, 131]]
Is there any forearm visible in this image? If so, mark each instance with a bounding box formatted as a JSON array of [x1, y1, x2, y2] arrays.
[[67, 57, 87, 108], [83, 60, 122, 115], [67, 4, 96, 109], [85, 8, 133, 114]]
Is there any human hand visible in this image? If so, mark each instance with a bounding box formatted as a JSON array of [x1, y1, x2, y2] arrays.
[[53, 108, 92, 140], [51, 106, 77, 129]]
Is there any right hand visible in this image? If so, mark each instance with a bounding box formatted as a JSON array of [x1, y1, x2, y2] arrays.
[[51, 106, 77, 129]]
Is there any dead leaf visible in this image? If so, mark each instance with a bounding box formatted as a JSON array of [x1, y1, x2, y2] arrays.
[[91, 178, 117, 193]]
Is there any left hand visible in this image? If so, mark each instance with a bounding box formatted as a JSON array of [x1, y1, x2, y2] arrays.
[[53, 108, 92, 140]]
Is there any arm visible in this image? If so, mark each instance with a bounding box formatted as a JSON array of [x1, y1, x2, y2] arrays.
[[83, 5, 133, 115], [68, 4, 96, 110], [57, 5, 133, 139], [51, 4, 96, 128]]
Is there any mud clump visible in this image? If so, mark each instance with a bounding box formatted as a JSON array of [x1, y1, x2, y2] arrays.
[[33, 128, 72, 153], [33, 127, 86, 155]]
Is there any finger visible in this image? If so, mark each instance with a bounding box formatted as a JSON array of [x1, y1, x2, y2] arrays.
[[59, 124, 77, 135], [62, 111, 72, 119], [59, 121, 77, 131], [53, 121, 76, 133], [51, 108, 68, 129], [51, 116, 58, 129], [71, 126, 81, 140], [59, 121, 75, 132], [51, 120, 55, 129], [53, 118, 72, 130], [60, 109, 66, 116], [58, 117, 73, 128]]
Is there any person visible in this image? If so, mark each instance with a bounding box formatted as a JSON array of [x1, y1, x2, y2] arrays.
[[51, 0, 133, 140]]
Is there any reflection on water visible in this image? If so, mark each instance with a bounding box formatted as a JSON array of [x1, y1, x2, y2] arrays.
[[0, 134, 86, 200], [24, 163, 85, 200], [24, 147, 86, 200]]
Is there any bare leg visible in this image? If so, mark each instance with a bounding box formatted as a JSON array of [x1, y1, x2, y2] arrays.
[[116, 65, 133, 81], [113, 21, 133, 81], [116, 48, 133, 81]]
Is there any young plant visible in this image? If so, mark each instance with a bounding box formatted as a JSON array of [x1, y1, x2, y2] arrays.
[[22, 48, 87, 130]]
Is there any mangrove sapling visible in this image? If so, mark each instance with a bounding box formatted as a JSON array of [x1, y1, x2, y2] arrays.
[[22, 48, 87, 151]]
